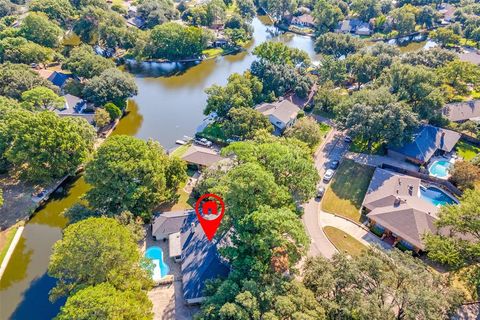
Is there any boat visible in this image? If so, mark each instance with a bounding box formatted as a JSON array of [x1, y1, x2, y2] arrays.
[[175, 140, 187, 145]]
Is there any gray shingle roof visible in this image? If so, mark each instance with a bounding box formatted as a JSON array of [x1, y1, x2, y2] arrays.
[[443, 100, 480, 122], [181, 146, 225, 167], [152, 210, 195, 238], [388, 125, 461, 163], [255, 99, 300, 125]]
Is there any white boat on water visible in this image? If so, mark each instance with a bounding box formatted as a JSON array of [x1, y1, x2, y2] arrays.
[[175, 140, 187, 145]]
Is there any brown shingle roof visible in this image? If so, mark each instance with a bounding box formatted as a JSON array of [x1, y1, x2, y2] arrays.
[[181, 145, 224, 167], [443, 100, 480, 122]]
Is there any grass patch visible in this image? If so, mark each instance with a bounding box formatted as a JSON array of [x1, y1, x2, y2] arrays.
[[313, 108, 335, 119], [323, 226, 368, 256], [171, 143, 191, 158], [349, 138, 386, 155], [322, 159, 375, 222], [319, 123, 331, 138], [0, 223, 20, 265], [456, 140, 480, 161], [170, 189, 195, 211], [203, 48, 224, 58]]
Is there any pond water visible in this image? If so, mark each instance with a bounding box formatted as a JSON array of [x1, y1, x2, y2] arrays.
[[0, 16, 318, 320], [0, 16, 437, 319]]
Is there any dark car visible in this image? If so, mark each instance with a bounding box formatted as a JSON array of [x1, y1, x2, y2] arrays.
[[330, 160, 340, 170], [344, 136, 353, 143], [317, 186, 326, 198]]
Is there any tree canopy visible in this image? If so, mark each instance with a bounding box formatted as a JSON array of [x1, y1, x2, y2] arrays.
[[285, 116, 325, 149], [0, 63, 53, 99], [19, 12, 63, 48], [253, 42, 311, 66], [63, 45, 116, 79], [137, 0, 178, 29], [84, 135, 186, 219], [223, 107, 273, 140]]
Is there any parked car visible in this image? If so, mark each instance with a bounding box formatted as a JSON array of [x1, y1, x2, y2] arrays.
[[194, 138, 212, 147], [317, 186, 326, 198], [323, 169, 335, 182], [329, 160, 340, 170], [344, 136, 352, 143]]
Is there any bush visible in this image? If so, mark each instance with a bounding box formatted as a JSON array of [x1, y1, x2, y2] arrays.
[[104, 102, 122, 120]]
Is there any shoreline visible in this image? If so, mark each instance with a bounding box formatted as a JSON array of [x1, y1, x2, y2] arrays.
[[0, 225, 24, 280]]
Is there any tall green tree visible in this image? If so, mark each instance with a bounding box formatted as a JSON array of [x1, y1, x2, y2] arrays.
[[85, 135, 186, 219], [19, 12, 63, 48], [253, 42, 310, 66], [304, 248, 463, 319], [439, 60, 480, 96], [56, 283, 153, 320], [82, 68, 138, 107], [223, 107, 273, 140], [204, 71, 263, 117], [315, 32, 365, 58], [313, 0, 344, 34], [21, 86, 64, 110], [259, 0, 297, 20], [2, 111, 95, 182], [0, 63, 53, 99], [425, 189, 480, 299], [63, 45, 116, 79], [236, 0, 256, 19], [351, 0, 381, 21], [29, 0, 75, 25], [285, 116, 325, 149], [430, 28, 461, 47], [48, 217, 152, 300], [0, 37, 58, 64], [137, 0, 178, 28]]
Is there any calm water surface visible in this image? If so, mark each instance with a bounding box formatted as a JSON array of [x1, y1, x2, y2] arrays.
[[0, 16, 318, 319]]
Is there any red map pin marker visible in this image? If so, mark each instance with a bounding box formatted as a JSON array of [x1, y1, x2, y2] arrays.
[[195, 193, 225, 241]]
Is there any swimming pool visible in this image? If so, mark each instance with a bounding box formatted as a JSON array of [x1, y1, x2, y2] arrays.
[[420, 186, 456, 207], [145, 246, 170, 281], [429, 160, 452, 178]]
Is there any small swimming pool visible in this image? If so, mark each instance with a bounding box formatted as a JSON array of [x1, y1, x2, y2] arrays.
[[145, 246, 170, 281], [429, 160, 452, 178], [420, 186, 456, 207]]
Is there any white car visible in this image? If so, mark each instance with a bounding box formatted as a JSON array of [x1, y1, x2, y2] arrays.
[[194, 138, 212, 147], [323, 169, 335, 182]]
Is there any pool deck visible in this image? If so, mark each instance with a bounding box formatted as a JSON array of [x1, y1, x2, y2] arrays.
[[427, 156, 456, 180], [144, 228, 199, 320]]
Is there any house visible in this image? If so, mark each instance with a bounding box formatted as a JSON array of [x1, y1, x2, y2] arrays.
[[55, 94, 94, 125], [181, 145, 225, 170], [335, 19, 371, 35], [181, 221, 230, 304], [151, 210, 195, 241], [36, 69, 73, 89], [291, 14, 315, 28], [438, 3, 455, 23], [362, 168, 440, 252], [387, 125, 461, 165], [127, 16, 145, 29], [458, 50, 480, 65], [255, 99, 301, 135], [443, 100, 480, 123]]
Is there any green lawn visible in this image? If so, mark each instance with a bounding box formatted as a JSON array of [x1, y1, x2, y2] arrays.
[[202, 48, 224, 58], [456, 141, 480, 161], [0, 223, 20, 265], [323, 226, 368, 257], [349, 138, 386, 155], [199, 122, 227, 142], [319, 123, 331, 138], [322, 159, 375, 222], [170, 143, 191, 158]]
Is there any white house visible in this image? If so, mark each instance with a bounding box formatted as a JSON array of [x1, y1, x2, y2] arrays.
[[255, 99, 301, 135]]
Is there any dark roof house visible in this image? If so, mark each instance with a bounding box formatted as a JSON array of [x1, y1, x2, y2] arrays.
[[55, 94, 94, 124], [181, 221, 230, 304], [37, 69, 73, 88], [151, 210, 195, 240], [443, 100, 480, 122], [387, 125, 461, 164]]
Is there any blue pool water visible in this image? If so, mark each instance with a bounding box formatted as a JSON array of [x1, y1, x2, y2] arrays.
[[145, 246, 170, 280], [429, 160, 452, 178], [420, 186, 456, 207]]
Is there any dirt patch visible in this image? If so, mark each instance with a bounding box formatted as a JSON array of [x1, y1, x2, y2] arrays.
[[0, 172, 38, 230]]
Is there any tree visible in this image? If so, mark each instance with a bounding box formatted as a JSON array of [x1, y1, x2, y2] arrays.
[[21, 86, 64, 110], [137, 0, 178, 28], [253, 41, 310, 66], [346, 53, 382, 87], [2, 111, 96, 182], [313, 0, 344, 34], [63, 203, 99, 224], [0, 37, 58, 64], [315, 32, 364, 58], [236, 0, 256, 19], [114, 211, 146, 242], [449, 160, 480, 190], [391, 6, 416, 35], [84, 135, 186, 219], [73, 6, 107, 43], [223, 107, 273, 140], [0, 189, 3, 207], [63, 45, 116, 79], [401, 47, 458, 68], [342, 102, 418, 151], [82, 68, 138, 107], [142, 22, 212, 60], [0, 63, 53, 99], [259, 0, 297, 20], [425, 189, 480, 298], [29, 0, 74, 25], [19, 12, 63, 48], [206, 0, 227, 26], [430, 28, 461, 47], [314, 81, 344, 113], [105, 102, 122, 120], [223, 140, 319, 202], [56, 283, 153, 320], [0, 0, 15, 18], [285, 117, 324, 148], [417, 5, 436, 28], [317, 55, 347, 85], [204, 71, 263, 117], [439, 60, 480, 96], [48, 217, 152, 300], [351, 0, 381, 21], [304, 248, 462, 319], [94, 108, 111, 128]]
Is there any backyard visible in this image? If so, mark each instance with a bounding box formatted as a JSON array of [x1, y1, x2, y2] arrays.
[[323, 226, 367, 257], [322, 159, 375, 222], [456, 141, 480, 161]]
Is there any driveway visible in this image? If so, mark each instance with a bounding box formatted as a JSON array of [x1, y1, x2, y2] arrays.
[[302, 129, 350, 259]]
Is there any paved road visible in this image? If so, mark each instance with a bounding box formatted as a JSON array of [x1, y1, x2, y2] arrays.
[[302, 128, 350, 258]]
